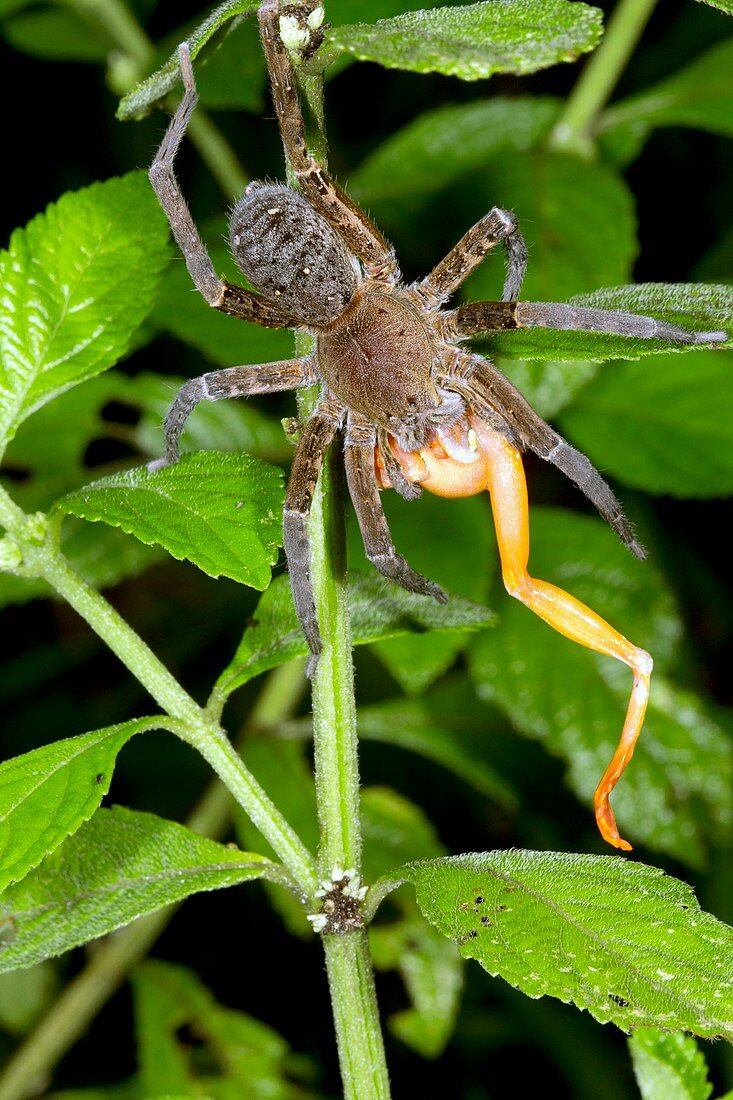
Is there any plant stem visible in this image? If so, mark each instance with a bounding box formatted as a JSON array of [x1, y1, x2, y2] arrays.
[[549, 0, 659, 157], [323, 932, 392, 1100], [0, 489, 316, 896], [309, 446, 362, 877], [0, 659, 306, 1100], [283, 27, 391, 1096]]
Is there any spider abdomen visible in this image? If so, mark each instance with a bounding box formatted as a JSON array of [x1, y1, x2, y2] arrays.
[[317, 292, 439, 443], [229, 182, 358, 327]]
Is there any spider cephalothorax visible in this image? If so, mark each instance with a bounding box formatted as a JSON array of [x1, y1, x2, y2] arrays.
[[149, 0, 726, 851]]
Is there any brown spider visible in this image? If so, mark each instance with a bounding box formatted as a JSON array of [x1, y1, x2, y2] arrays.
[[149, 0, 726, 851]]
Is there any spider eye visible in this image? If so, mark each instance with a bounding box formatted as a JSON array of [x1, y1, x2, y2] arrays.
[[229, 182, 358, 326]]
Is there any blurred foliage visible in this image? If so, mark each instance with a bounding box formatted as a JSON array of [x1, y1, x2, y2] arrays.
[[1, 0, 732, 1097]]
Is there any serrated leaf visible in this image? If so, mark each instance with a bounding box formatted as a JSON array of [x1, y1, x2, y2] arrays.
[[629, 1029, 713, 1100], [56, 451, 284, 590], [117, 0, 260, 120], [598, 39, 733, 166], [379, 851, 733, 1038], [461, 151, 636, 304], [350, 97, 560, 206], [695, 0, 733, 13], [2, 7, 111, 61], [481, 284, 733, 361], [557, 350, 733, 498], [212, 570, 495, 703], [469, 508, 733, 865], [0, 807, 275, 973], [0, 719, 158, 893], [0, 174, 169, 454], [329, 1, 603, 80]]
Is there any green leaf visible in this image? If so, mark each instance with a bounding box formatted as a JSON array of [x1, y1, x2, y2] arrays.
[[328, 0, 445, 24], [469, 508, 733, 865], [56, 451, 284, 590], [480, 284, 733, 361], [0, 807, 275, 973], [628, 1029, 713, 1100], [0, 174, 169, 454], [0, 719, 158, 893], [350, 97, 560, 206], [212, 570, 495, 704], [462, 151, 637, 304], [695, 0, 733, 14], [1, 7, 111, 61], [598, 39, 733, 166], [117, 0, 260, 120], [133, 960, 306, 1099], [557, 350, 733, 498], [328, 1, 603, 80], [358, 681, 517, 811], [379, 851, 733, 1038]]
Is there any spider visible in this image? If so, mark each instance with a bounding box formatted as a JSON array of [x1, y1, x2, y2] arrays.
[[149, 0, 726, 852]]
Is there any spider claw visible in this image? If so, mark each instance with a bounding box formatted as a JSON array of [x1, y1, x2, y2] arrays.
[[306, 650, 320, 679], [693, 329, 727, 344], [178, 42, 194, 89], [430, 583, 448, 604], [147, 457, 172, 473]]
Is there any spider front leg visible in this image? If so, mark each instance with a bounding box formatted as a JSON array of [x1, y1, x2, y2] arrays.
[[420, 208, 528, 304], [412, 416, 652, 851], [149, 43, 297, 328], [258, 0, 398, 278], [284, 394, 345, 677], [345, 416, 447, 603]]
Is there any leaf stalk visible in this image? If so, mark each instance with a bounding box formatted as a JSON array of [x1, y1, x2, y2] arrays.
[[549, 0, 659, 157]]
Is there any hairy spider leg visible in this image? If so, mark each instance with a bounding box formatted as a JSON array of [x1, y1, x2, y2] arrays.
[[258, 0, 398, 280], [149, 42, 301, 329], [345, 414, 447, 601], [419, 207, 528, 304], [388, 417, 652, 851]]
